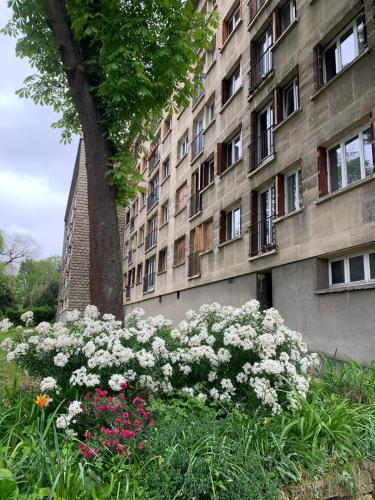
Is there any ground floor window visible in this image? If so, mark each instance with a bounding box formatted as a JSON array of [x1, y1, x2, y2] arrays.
[[329, 251, 375, 286]]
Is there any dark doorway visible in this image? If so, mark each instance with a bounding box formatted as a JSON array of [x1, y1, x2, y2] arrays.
[[256, 271, 273, 310]]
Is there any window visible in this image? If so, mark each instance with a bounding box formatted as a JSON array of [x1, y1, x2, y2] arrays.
[[162, 158, 170, 180], [144, 257, 156, 292], [226, 4, 240, 37], [163, 116, 171, 138], [139, 225, 145, 244], [141, 192, 146, 208], [178, 133, 189, 160], [250, 0, 266, 20], [192, 115, 205, 159], [202, 219, 214, 251], [207, 97, 215, 123], [147, 174, 159, 210], [160, 202, 169, 225], [200, 159, 215, 189], [328, 127, 373, 193], [208, 36, 216, 66], [250, 103, 274, 171], [283, 78, 299, 118], [125, 211, 130, 225], [322, 14, 366, 84], [145, 217, 157, 250], [250, 27, 272, 89], [279, 0, 296, 35], [136, 263, 143, 284], [329, 252, 375, 287], [158, 248, 168, 273], [148, 134, 161, 172], [227, 133, 241, 167], [128, 268, 135, 287], [174, 236, 186, 265], [222, 66, 241, 105], [176, 182, 188, 212], [285, 169, 303, 213], [220, 206, 241, 243]]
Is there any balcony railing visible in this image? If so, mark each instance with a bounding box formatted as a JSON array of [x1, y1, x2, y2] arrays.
[[249, 215, 276, 256], [189, 191, 202, 218], [148, 147, 160, 174], [143, 272, 155, 293], [191, 130, 204, 160], [249, 0, 267, 19], [249, 45, 273, 91], [249, 126, 274, 172], [128, 248, 134, 264], [188, 250, 201, 277], [130, 214, 137, 232], [146, 188, 159, 211], [125, 286, 131, 300], [145, 228, 157, 251]]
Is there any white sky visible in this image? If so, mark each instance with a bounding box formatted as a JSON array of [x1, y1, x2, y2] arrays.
[[0, 1, 78, 257]]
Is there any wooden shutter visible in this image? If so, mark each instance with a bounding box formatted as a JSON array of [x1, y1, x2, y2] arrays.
[[370, 113, 375, 172], [274, 87, 283, 125], [317, 146, 328, 197], [313, 46, 324, 89], [250, 41, 257, 89], [250, 191, 258, 256], [222, 78, 227, 106], [216, 143, 224, 175], [219, 211, 227, 244], [276, 174, 285, 217], [201, 162, 209, 189]]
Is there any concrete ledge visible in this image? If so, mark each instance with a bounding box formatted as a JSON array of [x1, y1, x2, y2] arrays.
[[315, 282, 375, 295]]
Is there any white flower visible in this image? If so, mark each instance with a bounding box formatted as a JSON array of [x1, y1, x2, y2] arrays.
[[208, 371, 217, 382], [68, 401, 83, 416], [65, 429, 77, 438], [56, 414, 70, 429], [108, 374, 126, 391], [103, 313, 116, 322], [67, 309, 80, 322], [40, 377, 58, 392], [84, 305, 99, 320], [179, 365, 192, 375], [1, 337, 14, 350], [20, 311, 33, 325], [162, 363, 173, 377], [35, 322, 51, 335], [54, 352, 69, 367], [0, 318, 13, 332]]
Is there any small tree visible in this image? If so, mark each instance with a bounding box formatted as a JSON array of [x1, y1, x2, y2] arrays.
[[0, 231, 40, 265], [4, 1, 218, 319]]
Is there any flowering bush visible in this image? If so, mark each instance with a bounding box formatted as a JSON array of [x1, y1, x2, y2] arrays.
[[0, 301, 318, 414]]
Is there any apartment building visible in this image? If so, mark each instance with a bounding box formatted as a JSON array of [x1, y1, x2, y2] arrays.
[[121, 0, 375, 362]]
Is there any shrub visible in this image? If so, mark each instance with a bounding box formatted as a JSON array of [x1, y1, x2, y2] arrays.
[[1, 305, 55, 325], [0, 302, 318, 415]]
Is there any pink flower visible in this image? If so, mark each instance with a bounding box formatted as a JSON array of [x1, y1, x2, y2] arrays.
[[102, 439, 110, 447], [138, 442, 145, 450], [116, 444, 124, 454]]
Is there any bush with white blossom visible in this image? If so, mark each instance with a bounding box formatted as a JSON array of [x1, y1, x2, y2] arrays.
[[0, 302, 318, 414]]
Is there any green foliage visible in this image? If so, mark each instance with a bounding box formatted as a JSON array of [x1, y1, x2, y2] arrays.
[[3, 0, 219, 205], [2, 306, 55, 325]]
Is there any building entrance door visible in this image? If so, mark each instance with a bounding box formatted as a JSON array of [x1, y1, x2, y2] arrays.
[[256, 271, 273, 310]]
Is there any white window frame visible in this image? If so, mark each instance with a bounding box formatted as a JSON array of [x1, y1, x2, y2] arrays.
[[329, 251, 375, 287], [207, 97, 215, 123], [162, 158, 170, 180], [280, 0, 296, 34], [227, 132, 242, 167], [178, 134, 189, 159], [161, 203, 169, 224], [283, 78, 299, 119], [327, 126, 373, 193], [228, 67, 241, 99], [226, 206, 241, 240], [227, 5, 241, 36], [285, 168, 303, 214], [323, 14, 365, 84]]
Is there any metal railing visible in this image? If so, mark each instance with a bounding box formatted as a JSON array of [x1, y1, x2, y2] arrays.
[[188, 250, 201, 277], [249, 0, 267, 20], [146, 188, 159, 211], [143, 273, 155, 293], [148, 147, 160, 174], [191, 130, 204, 160], [145, 228, 157, 251], [249, 45, 273, 91], [249, 126, 274, 172], [249, 215, 276, 256], [189, 191, 202, 218]]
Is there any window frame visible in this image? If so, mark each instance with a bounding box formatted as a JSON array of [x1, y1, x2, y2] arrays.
[[227, 66, 241, 100], [226, 206, 241, 241], [162, 158, 170, 180], [227, 132, 242, 167], [158, 247, 168, 273], [178, 133, 189, 160], [207, 96, 216, 124], [283, 77, 299, 119], [226, 4, 241, 37], [285, 168, 303, 214], [329, 251, 375, 287], [279, 0, 296, 35], [327, 125, 373, 193], [161, 202, 169, 225]]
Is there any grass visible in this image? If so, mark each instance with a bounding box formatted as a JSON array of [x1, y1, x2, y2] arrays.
[[0, 332, 26, 385]]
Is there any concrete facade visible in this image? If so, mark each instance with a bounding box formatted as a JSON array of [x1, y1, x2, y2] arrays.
[[123, 0, 375, 362]]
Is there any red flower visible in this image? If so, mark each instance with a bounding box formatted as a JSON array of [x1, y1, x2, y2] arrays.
[[138, 441, 145, 450], [116, 444, 124, 454]]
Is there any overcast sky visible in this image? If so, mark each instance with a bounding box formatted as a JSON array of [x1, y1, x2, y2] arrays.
[[0, 1, 78, 258]]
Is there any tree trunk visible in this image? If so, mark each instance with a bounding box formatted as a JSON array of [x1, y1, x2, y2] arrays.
[[43, 0, 123, 320]]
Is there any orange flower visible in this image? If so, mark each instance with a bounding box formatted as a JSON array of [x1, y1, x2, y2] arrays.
[[35, 394, 52, 409]]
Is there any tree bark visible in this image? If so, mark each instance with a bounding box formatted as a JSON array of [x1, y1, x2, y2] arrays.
[[42, 0, 124, 320]]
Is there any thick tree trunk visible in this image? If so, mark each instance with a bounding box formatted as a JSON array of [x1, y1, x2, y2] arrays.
[[43, 0, 124, 320]]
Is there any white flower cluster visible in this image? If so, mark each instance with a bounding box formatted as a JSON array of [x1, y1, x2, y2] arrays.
[[20, 311, 34, 326], [0, 302, 318, 415], [0, 318, 13, 332]]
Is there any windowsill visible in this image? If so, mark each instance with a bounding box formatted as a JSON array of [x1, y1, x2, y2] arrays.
[[174, 206, 187, 217], [200, 181, 215, 195], [248, 249, 277, 261], [272, 18, 299, 52], [146, 201, 158, 214], [218, 235, 243, 249], [191, 92, 205, 113], [188, 273, 201, 280], [145, 244, 157, 254], [138, 241, 144, 248], [157, 270, 167, 276], [219, 157, 243, 178], [173, 261, 185, 269], [247, 153, 276, 177], [205, 59, 216, 76], [160, 174, 170, 186], [140, 204, 145, 212], [135, 281, 142, 286], [310, 48, 371, 101], [159, 221, 169, 229], [219, 19, 243, 54], [203, 118, 216, 134], [274, 207, 304, 224], [314, 174, 375, 205], [248, 71, 274, 101], [175, 153, 188, 169], [315, 282, 375, 295], [200, 248, 214, 257], [273, 108, 302, 133], [190, 149, 204, 166], [189, 210, 202, 222], [219, 85, 243, 114], [177, 108, 186, 120], [247, 1, 270, 31], [143, 288, 155, 295], [161, 129, 171, 144]]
